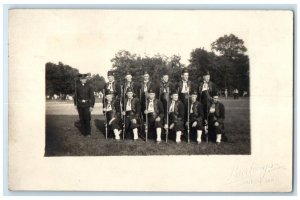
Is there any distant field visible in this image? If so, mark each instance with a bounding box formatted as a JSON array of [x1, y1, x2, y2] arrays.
[[45, 98, 250, 156]]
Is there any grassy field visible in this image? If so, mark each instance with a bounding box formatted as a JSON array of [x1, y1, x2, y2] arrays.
[[45, 98, 250, 156]]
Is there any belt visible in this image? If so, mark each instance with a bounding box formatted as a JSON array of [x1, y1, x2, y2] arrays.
[[78, 99, 89, 103]]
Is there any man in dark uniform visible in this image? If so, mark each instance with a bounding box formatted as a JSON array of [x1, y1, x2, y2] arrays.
[[207, 92, 225, 144], [140, 71, 156, 96], [143, 88, 164, 143], [74, 73, 95, 137], [158, 69, 172, 113], [185, 91, 204, 144], [123, 71, 139, 98], [121, 87, 141, 140], [139, 71, 157, 115], [164, 88, 185, 143], [104, 70, 120, 98], [103, 89, 122, 140], [198, 70, 217, 134], [176, 68, 192, 106]]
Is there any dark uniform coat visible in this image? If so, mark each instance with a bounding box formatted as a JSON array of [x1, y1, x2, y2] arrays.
[[198, 81, 217, 105], [139, 80, 157, 109], [198, 81, 218, 124], [122, 81, 139, 98], [176, 80, 192, 105], [158, 81, 172, 110], [74, 82, 95, 135], [142, 98, 164, 139], [208, 101, 225, 141], [166, 100, 185, 132], [122, 97, 141, 139], [103, 99, 122, 131], [104, 81, 121, 97], [185, 100, 204, 130]]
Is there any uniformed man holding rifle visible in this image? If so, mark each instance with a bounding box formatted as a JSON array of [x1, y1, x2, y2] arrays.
[[164, 88, 185, 143], [122, 87, 141, 140], [103, 89, 122, 140], [185, 91, 204, 144], [143, 88, 164, 143]]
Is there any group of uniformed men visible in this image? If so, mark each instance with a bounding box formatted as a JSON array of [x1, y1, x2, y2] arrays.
[[74, 68, 226, 144]]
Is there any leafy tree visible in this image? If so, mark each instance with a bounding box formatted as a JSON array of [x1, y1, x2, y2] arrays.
[[211, 34, 247, 59], [187, 34, 249, 94], [210, 34, 249, 92], [46, 62, 79, 97], [168, 55, 185, 83], [188, 48, 215, 84], [89, 74, 106, 92], [110, 50, 185, 86]]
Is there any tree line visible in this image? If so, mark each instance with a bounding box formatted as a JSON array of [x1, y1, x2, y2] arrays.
[[46, 34, 249, 98]]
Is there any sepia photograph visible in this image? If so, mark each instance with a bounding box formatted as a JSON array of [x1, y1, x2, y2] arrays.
[[44, 11, 250, 156], [8, 9, 293, 192]]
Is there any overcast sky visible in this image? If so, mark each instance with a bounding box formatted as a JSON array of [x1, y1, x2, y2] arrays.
[[14, 10, 250, 76]]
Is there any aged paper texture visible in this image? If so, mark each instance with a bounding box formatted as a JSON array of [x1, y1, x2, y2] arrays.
[[9, 10, 293, 192]]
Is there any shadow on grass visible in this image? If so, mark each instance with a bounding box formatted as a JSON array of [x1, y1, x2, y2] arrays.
[[94, 118, 115, 139]]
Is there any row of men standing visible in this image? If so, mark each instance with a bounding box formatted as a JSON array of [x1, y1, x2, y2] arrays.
[[74, 68, 226, 144]]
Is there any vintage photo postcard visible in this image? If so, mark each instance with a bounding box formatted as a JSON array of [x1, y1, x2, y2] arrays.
[[8, 9, 293, 192]]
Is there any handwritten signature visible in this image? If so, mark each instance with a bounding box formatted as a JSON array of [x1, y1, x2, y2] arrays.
[[226, 162, 286, 185]]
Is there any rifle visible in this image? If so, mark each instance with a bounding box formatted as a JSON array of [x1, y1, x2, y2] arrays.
[[145, 91, 148, 143], [187, 87, 190, 144], [139, 88, 144, 139], [121, 85, 126, 140], [205, 89, 209, 143], [165, 86, 169, 143], [74, 78, 77, 106], [119, 85, 123, 140], [103, 89, 108, 140]]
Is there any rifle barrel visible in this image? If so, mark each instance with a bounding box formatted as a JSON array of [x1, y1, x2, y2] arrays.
[[187, 88, 190, 144], [122, 85, 125, 140], [103, 89, 108, 140], [166, 87, 169, 143], [145, 91, 148, 142]]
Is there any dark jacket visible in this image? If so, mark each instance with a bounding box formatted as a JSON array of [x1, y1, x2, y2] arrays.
[[176, 80, 192, 94], [143, 98, 164, 120], [104, 81, 120, 97], [208, 102, 225, 124], [74, 83, 95, 108], [185, 101, 204, 124], [122, 81, 139, 97], [167, 100, 185, 124], [158, 81, 172, 101], [198, 81, 217, 105], [139, 80, 157, 94], [103, 99, 121, 118], [123, 97, 141, 118]]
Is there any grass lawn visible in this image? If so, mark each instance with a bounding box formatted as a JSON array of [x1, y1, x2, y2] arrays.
[[45, 98, 250, 156]]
